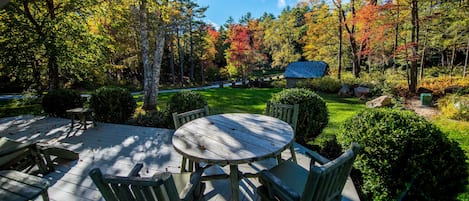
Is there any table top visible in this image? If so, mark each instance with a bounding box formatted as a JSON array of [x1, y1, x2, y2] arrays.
[[172, 113, 294, 165], [0, 170, 49, 201]]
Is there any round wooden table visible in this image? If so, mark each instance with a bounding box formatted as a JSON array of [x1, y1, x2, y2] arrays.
[[172, 113, 294, 201]]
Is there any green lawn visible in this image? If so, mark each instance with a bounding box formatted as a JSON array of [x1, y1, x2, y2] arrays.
[[433, 118, 469, 200], [146, 87, 365, 143]]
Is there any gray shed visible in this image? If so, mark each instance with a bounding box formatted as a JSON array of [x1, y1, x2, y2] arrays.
[[284, 61, 328, 88]]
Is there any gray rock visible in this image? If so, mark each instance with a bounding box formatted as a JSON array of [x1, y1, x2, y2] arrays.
[[354, 86, 370, 97], [366, 95, 392, 108], [338, 84, 352, 97]]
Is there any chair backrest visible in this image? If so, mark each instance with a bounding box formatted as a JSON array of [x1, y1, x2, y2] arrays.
[[89, 168, 181, 201], [266, 101, 299, 132], [172, 106, 209, 129], [302, 143, 360, 201], [0, 137, 52, 174]]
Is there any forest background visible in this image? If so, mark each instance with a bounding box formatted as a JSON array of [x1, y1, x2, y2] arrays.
[[0, 0, 468, 110]]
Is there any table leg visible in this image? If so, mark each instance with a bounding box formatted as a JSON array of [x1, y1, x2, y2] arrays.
[[70, 114, 75, 130], [229, 164, 240, 201]]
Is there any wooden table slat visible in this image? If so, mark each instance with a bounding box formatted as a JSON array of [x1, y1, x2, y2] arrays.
[[172, 113, 295, 201], [0, 176, 44, 198], [0, 170, 49, 188]]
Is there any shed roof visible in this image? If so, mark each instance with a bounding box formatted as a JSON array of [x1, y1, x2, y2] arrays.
[[284, 61, 328, 78]]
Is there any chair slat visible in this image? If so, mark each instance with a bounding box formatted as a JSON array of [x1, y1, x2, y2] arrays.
[[265, 101, 299, 162], [89, 164, 205, 201], [172, 106, 210, 173], [258, 143, 360, 201]]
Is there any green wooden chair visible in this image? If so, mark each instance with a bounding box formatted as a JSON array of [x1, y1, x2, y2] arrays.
[[257, 143, 360, 201], [0, 137, 79, 174], [265, 101, 299, 163], [172, 106, 209, 129], [89, 163, 205, 201], [172, 106, 209, 172]]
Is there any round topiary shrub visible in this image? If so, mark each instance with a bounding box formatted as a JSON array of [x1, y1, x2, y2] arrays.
[[90, 86, 136, 124], [270, 88, 328, 142], [41, 89, 82, 117], [337, 108, 467, 200], [165, 91, 207, 128]]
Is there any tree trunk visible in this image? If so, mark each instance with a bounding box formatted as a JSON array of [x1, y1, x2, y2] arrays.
[[149, 24, 166, 111], [419, 0, 432, 80], [441, 51, 445, 67], [393, 0, 400, 71], [419, 32, 428, 80], [24, 0, 59, 90], [189, 21, 195, 82], [176, 27, 184, 86], [349, 0, 360, 78], [169, 36, 176, 85], [334, 0, 359, 78], [139, 0, 153, 111], [464, 39, 468, 78], [45, 41, 59, 90], [350, 39, 361, 78], [337, 3, 343, 80], [409, 0, 419, 93], [450, 44, 456, 80]]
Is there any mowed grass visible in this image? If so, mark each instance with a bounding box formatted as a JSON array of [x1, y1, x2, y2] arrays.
[[143, 87, 365, 143], [433, 118, 469, 200]]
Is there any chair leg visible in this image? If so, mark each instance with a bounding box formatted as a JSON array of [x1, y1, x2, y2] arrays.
[[276, 154, 283, 164], [181, 157, 188, 172], [30, 146, 50, 174], [41, 190, 50, 201], [289, 144, 297, 163]]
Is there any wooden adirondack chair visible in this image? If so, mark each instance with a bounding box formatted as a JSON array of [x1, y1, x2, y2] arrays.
[[0, 137, 79, 174], [172, 106, 209, 172], [257, 143, 360, 201], [265, 101, 299, 163], [89, 163, 205, 201]]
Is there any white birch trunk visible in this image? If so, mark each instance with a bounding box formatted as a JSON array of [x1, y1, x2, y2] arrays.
[[139, 0, 153, 111]]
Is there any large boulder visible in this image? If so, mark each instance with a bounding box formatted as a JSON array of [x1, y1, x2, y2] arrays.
[[354, 86, 370, 98], [366, 95, 392, 108], [338, 84, 352, 97]]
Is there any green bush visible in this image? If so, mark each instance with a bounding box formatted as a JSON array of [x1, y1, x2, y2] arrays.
[[337, 109, 467, 200], [165, 91, 208, 128], [270, 79, 286, 88], [295, 77, 346, 93], [90, 86, 136, 123], [41, 89, 82, 117], [129, 110, 169, 128], [270, 88, 328, 143]]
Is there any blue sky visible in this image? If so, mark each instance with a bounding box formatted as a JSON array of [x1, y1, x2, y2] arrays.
[[194, 0, 305, 28]]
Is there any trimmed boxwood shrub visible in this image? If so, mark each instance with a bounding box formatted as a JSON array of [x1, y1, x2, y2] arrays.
[[90, 86, 136, 124], [165, 91, 208, 128], [41, 89, 82, 117], [270, 88, 328, 143], [337, 109, 467, 200], [296, 77, 342, 93], [128, 110, 169, 128]]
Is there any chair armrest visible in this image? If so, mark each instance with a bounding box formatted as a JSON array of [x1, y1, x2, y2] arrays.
[[127, 163, 144, 177], [0, 142, 35, 157], [305, 150, 330, 165], [258, 170, 301, 201]]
